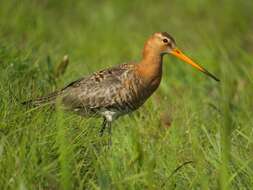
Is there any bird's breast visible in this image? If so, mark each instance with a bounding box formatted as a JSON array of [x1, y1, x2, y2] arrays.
[[116, 73, 161, 112], [138, 74, 162, 101]]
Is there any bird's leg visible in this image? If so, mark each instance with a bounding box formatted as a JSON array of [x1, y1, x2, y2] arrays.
[[107, 122, 112, 135], [107, 121, 112, 146], [99, 118, 107, 137], [99, 118, 112, 146]]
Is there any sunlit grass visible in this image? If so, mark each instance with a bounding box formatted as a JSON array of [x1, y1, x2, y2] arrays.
[[0, 0, 253, 189]]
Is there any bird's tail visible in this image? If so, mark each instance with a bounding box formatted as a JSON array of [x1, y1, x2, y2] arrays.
[[22, 90, 63, 107]]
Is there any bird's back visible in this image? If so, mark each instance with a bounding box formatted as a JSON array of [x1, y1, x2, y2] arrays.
[[62, 63, 138, 115], [24, 63, 151, 119]]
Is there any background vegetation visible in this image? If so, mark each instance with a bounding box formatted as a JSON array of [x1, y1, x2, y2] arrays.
[[0, 0, 253, 189]]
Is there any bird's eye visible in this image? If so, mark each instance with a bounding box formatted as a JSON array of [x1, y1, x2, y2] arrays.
[[163, 39, 168, 43]]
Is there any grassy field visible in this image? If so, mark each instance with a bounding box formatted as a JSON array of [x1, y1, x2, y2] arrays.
[[0, 0, 253, 189]]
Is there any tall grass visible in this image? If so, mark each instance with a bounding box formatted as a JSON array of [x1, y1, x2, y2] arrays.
[[0, 0, 253, 189]]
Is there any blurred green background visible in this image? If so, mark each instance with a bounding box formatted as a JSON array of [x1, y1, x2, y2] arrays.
[[0, 0, 253, 189]]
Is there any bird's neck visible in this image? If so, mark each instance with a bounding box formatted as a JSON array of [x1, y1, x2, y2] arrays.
[[137, 47, 163, 86]]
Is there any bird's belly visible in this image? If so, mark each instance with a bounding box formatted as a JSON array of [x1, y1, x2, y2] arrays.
[[69, 106, 124, 121]]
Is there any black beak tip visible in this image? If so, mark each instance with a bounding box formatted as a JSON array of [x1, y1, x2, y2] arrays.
[[205, 70, 220, 82], [211, 74, 220, 82]]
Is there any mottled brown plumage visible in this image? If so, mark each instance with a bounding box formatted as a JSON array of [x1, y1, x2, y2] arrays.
[[23, 32, 219, 136]]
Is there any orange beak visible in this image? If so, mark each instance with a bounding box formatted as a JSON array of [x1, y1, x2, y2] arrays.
[[170, 48, 219, 82]]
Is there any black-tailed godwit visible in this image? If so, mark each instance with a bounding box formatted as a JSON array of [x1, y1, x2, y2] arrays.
[[23, 32, 219, 136]]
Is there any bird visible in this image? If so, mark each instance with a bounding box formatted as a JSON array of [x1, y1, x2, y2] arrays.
[[23, 32, 219, 136]]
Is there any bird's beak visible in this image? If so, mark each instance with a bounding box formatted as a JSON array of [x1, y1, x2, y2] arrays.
[[170, 48, 220, 82]]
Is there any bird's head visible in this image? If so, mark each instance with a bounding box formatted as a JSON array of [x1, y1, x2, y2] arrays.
[[143, 32, 219, 82]]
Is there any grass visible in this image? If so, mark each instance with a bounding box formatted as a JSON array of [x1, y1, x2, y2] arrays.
[[0, 0, 253, 189]]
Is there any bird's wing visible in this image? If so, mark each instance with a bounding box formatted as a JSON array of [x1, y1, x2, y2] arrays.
[[61, 64, 136, 110]]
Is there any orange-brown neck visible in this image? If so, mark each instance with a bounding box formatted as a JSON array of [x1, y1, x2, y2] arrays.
[[137, 44, 164, 86]]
